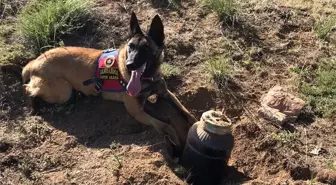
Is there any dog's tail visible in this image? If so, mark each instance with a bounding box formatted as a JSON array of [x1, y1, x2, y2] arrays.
[[0, 64, 23, 83]]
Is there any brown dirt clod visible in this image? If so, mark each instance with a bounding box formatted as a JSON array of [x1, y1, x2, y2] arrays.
[[316, 169, 336, 185]]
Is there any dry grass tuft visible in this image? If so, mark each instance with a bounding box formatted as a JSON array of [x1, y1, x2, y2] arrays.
[[314, 15, 336, 39], [204, 56, 234, 87], [18, 0, 93, 54], [161, 63, 181, 79], [200, 0, 238, 19]]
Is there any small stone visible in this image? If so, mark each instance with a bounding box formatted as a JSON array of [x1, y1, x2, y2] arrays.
[[64, 136, 78, 150], [112, 169, 120, 176], [310, 147, 327, 155], [109, 142, 121, 150], [258, 106, 287, 125]]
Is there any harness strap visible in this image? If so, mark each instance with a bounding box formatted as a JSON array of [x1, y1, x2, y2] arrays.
[[142, 77, 154, 81], [82, 78, 103, 93]]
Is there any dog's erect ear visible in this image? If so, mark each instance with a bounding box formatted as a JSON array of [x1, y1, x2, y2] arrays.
[[148, 14, 165, 47], [130, 12, 143, 36]]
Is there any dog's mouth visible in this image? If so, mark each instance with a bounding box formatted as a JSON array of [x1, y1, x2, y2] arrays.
[[126, 62, 147, 96]]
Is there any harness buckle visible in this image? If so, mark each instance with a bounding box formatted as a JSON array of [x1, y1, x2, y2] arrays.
[[94, 81, 102, 93], [142, 76, 154, 81], [82, 78, 103, 94]]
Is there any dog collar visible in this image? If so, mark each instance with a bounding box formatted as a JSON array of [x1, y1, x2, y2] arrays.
[[141, 76, 154, 81]]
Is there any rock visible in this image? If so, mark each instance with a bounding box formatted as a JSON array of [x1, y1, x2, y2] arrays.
[[63, 136, 78, 150], [258, 85, 306, 125], [310, 147, 327, 156]]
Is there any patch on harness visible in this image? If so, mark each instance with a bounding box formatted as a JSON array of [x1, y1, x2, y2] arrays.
[[99, 67, 119, 80], [100, 54, 118, 78], [99, 56, 119, 80], [104, 55, 115, 68]]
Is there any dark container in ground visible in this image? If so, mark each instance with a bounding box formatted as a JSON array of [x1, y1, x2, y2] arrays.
[[179, 110, 234, 185]]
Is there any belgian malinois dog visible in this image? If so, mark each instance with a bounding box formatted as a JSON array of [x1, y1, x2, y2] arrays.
[[7, 12, 197, 147]]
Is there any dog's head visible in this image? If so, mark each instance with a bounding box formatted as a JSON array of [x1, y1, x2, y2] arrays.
[[125, 12, 165, 97]]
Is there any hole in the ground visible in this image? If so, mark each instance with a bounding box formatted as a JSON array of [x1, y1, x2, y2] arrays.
[[179, 87, 217, 119], [0, 141, 12, 153], [278, 24, 299, 34], [290, 165, 312, 180]]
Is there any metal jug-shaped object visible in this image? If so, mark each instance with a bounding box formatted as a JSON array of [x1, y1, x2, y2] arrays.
[[179, 110, 234, 185]]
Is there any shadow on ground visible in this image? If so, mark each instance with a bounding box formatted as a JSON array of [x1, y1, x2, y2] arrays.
[[35, 96, 157, 149]]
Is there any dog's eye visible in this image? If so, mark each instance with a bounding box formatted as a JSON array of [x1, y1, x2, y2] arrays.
[[142, 44, 149, 51], [128, 43, 136, 50]]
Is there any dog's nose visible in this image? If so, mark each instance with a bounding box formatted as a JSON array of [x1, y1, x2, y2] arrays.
[[126, 61, 136, 71]]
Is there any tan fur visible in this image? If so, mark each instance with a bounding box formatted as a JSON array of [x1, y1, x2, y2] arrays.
[[22, 46, 197, 147], [22, 47, 102, 99]]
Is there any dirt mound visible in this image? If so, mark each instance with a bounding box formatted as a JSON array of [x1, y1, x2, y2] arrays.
[[0, 66, 28, 119]]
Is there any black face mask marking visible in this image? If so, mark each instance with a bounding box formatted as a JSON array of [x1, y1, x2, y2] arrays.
[[126, 12, 165, 76]]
